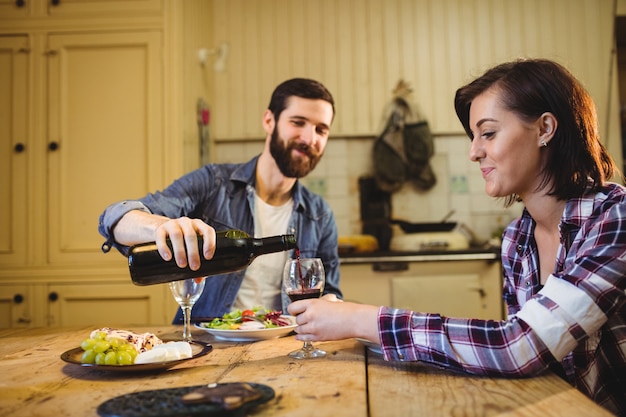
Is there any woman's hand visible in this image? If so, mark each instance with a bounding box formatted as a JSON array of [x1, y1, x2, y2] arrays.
[[287, 299, 381, 343], [320, 293, 343, 302]]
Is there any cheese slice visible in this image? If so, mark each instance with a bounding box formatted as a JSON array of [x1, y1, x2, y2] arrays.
[[134, 341, 193, 364]]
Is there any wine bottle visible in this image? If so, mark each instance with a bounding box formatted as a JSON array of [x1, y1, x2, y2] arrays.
[[128, 230, 297, 286]]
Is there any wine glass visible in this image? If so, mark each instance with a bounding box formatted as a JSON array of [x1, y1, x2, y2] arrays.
[[169, 278, 206, 342], [283, 258, 326, 359]]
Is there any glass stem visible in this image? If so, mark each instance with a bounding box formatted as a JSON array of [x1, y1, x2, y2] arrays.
[[302, 341, 314, 351], [182, 305, 192, 342]]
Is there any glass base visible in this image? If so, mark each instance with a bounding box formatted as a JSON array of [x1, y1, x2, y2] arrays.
[[288, 342, 326, 359]]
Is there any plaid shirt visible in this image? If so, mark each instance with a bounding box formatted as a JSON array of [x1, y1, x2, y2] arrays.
[[379, 182, 626, 416]]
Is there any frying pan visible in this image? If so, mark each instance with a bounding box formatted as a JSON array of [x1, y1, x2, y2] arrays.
[[390, 210, 456, 233], [389, 219, 457, 233]]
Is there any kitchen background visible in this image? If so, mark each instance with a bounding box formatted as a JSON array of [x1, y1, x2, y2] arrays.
[[1, 0, 625, 326], [200, 0, 625, 243]]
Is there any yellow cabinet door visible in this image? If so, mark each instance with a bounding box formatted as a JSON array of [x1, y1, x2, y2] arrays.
[[46, 282, 177, 327], [391, 274, 489, 319], [0, 284, 47, 328], [340, 260, 504, 320], [0, 0, 30, 18], [46, 30, 164, 266], [0, 35, 29, 267]]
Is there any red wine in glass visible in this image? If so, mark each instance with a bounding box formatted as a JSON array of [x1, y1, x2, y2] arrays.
[[282, 255, 326, 359], [287, 288, 322, 301], [288, 247, 322, 301]]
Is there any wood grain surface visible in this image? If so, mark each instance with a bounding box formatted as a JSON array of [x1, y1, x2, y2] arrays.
[[0, 326, 612, 417]]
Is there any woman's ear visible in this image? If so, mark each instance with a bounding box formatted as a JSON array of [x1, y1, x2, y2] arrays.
[[538, 112, 558, 145]]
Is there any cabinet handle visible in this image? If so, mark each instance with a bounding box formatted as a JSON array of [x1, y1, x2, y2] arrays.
[[14, 143, 25, 153], [467, 287, 486, 298], [48, 292, 59, 302], [17, 317, 31, 324], [48, 142, 59, 151], [50, 0, 60, 6], [15, 0, 25, 7], [13, 294, 24, 304]]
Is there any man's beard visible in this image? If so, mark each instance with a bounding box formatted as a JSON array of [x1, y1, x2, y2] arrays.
[[269, 127, 322, 178]]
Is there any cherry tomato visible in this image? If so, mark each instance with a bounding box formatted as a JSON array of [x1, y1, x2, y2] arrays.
[[241, 309, 255, 321]]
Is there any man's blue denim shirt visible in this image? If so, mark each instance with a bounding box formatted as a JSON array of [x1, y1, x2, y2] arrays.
[[98, 155, 342, 323]]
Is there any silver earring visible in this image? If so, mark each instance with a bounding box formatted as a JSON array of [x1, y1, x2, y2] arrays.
[[540, 139, 547, 147]]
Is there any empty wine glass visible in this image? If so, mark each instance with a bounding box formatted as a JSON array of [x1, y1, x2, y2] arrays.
[[169, 278, 206, 342], [283, 258, 326, 359]]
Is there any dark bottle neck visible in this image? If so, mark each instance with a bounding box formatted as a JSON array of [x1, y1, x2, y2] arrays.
[[253, 234, 297, 255]]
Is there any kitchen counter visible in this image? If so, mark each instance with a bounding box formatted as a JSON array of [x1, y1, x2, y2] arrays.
[[340, 246, 500, 264]]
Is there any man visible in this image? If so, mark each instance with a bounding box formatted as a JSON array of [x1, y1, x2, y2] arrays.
[[99, 78, 342, 323]]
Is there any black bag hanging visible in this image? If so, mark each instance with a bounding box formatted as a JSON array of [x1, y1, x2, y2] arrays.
[[373, 81, 436, 192], [403, 120, 436, 190]]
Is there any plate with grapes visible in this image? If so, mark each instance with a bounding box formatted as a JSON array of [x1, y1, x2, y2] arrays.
[[60, 341, 212, 372]]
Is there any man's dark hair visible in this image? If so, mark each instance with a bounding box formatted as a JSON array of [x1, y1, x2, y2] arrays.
[[268, 78, 335, 123]]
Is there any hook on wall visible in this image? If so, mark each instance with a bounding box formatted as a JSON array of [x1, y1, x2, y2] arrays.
[[198, 42, 229, 72]]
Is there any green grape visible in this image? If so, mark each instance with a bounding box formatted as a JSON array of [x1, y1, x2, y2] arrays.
[[108, 338, 124, 349], [80, 332, 142, 365], [117, 342, 133, 351], [80, 338, 97, 351], [118, 344, 138, 357], [95, 352, 106, 365], [129, 348, 138, 359], [81, 349, 97, 364], [104, 351, 118, 365], [93, 340, 111, 353], [117, 351, 133, 365], [93, 331, 107, 340]]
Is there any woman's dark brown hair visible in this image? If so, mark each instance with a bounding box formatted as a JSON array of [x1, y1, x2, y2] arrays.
[[454, 58, 618, 206]]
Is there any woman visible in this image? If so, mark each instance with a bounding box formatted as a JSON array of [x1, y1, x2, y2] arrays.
[[288, 59, 625, 415]]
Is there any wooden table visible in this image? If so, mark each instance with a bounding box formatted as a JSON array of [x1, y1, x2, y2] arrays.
[[0, 326, 612, 417]]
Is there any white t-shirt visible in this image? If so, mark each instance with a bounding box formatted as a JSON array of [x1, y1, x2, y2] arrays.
[[232, 193, 293, 312]]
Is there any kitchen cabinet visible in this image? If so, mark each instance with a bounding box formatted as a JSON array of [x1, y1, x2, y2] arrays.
[[46, 30, 164, 266], [0, 0, 161, 19], [0, 1, 212, 327], [0, 15, 164, 268], [0, 36, 28, 267], [340, 252, 504, 320], [0, 284, 38, 328], [0, 30, 164, 268], [0, 281, 178, 328]]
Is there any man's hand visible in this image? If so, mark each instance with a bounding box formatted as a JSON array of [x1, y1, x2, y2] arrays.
[[155, 217, 215, 271], [113, 211, 216, 271]]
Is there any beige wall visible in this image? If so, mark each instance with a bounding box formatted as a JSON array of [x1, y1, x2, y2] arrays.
[[207, 0, 619, 144], [194, 0, 624, 240]]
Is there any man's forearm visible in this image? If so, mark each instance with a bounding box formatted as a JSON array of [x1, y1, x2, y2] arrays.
[[112, 210, 170, 246]]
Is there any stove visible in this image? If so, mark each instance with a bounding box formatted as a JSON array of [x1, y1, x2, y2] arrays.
[[389, 231, 470, 252]]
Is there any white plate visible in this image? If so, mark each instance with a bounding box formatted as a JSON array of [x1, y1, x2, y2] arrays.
[[356, 338, 383, 354], [195, 316, 297, 342]]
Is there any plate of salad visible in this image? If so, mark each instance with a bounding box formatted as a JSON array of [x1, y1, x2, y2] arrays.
[[195, 307, 297, 342]]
